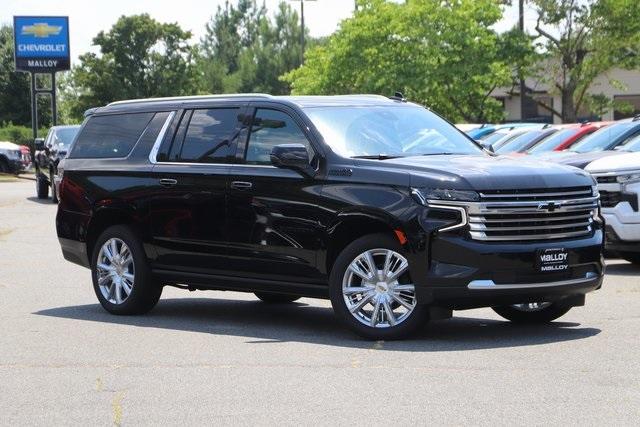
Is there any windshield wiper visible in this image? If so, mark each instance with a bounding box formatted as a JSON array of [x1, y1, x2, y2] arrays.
[[352, 154, 404, 160]]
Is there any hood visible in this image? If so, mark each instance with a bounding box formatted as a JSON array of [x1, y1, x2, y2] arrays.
[[361, 154, 595, 191], [586, 151, 640, 173], [0, 141, 20, 151], [545, 151, 622, 169]]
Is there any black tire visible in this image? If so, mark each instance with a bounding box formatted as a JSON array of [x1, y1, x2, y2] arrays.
[[492, 303, 572, 323], [619, 252, 640, 265], [36, 174, 49, 199], [329, 233, 428, 340], [254, 292, 300, 304], [50, 169, 58, 203], [91, 225, 162, 315]]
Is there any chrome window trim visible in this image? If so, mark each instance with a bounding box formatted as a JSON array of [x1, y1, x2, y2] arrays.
[[148, 111, 176, 164]]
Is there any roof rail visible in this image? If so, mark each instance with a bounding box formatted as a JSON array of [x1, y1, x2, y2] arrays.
[[107, 93, 273, 106]]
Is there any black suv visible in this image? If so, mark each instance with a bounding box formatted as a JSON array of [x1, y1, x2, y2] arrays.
[[56, 94, 604, 339], [34, 125, 80, 202]]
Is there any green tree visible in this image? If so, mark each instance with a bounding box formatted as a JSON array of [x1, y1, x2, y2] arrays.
[[64, 14, 198, 119], [528, 0, 640, 122], [283, 0, 516, 123], [198, 0, 305, 95], [0, 25, 53, 129]]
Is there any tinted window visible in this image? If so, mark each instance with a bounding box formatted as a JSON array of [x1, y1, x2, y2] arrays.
[[70, 113, 153, 158], [496, 130, 555, 154], [246, 109, 313, 165], [179, 108, 239, 163]]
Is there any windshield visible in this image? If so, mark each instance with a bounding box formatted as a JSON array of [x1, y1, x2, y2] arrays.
[[53, 127, 80, 149], [304, 106, 483, 158], [615, 132, 640, 152], [496, 130, 554, 154], [480, 129, 512, 145], [491, 131, 526, 151], [569, 123, 635, 153], [528, 128, 579, 154]]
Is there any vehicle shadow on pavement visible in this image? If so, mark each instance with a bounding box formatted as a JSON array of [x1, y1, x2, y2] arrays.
[[25, 196, 54, 205], [603, 261, 640, 276], [34, 298, 600, 351]]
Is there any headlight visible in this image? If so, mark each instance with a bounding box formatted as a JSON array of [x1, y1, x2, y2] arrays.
[[617, 172, 640, 184], [411, 188, 479, 205]]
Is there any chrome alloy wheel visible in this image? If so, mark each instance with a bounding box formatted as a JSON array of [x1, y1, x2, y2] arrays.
[[96, 238, 135, 305], [342, 248, 416, 328], [511, 302, 552, 312]]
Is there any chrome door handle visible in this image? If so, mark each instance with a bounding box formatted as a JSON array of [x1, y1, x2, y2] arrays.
[[231, 181, 253, 190], [159, 178, 177, 187]]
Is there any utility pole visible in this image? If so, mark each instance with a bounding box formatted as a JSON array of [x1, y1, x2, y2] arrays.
[[519, 0, 526, 122], [290, 0, 316, 64]]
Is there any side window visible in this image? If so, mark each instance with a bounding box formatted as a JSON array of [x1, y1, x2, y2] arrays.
[[179, 108, 240, 163], [246, 109, 313, 165], [69, 113, 153, 158]]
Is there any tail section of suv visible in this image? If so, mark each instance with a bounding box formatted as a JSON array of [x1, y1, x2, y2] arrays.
[[56, 94, 604, 339], [586, 152, 640, 264]]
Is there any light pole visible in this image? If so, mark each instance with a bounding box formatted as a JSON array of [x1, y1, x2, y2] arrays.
[[290, 0, 316, 63]]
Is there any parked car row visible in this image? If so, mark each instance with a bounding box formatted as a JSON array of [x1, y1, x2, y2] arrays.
[[460, 116, 640, 263]]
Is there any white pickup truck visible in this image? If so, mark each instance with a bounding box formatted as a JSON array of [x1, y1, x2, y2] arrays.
[[586, 153, 640, 264]]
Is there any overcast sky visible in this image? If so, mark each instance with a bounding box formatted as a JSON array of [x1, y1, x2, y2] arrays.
[[1, 0, 535, 64]]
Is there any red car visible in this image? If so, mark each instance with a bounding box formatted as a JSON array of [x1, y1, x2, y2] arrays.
[[527, 122, 612, 155]]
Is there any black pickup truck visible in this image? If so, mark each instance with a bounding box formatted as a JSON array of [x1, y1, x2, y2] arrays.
[[34, 125, 80, 202]]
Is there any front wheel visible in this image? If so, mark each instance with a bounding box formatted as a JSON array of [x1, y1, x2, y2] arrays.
[[492, 302, 572, 323], [36, 173, 49, 199], [329, 233, 428, 340], [91, 225, 162, 315]]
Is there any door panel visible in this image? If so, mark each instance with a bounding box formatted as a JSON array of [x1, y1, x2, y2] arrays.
[[226, 106, 326, 283], [148, 105, 246, 275], [227, 165, 326, 282], [149, 163, 230, 275]]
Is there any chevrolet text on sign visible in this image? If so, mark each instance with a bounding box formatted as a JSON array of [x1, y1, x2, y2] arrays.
[[13, 16, 70, 72]]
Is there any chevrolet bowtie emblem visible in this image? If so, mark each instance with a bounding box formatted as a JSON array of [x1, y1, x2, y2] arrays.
[[538, 202, 559, 212], [21, 23, 62, 38]]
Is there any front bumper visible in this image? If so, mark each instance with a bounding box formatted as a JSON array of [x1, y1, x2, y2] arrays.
[[411, 230, 604, 309], [4, 158, 24, 174]]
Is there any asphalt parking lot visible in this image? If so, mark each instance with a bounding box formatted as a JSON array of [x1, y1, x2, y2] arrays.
[[1, 178, 639, 426]]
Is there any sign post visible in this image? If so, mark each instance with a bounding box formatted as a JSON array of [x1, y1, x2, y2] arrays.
[[13, 16, 70, 139]]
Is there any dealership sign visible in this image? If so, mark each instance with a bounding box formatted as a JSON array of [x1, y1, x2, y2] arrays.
[[13, 16, 70, 72]]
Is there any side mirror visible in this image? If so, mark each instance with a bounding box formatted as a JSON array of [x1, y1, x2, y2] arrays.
[[270, 144, 315, 177], [34, 138, 45, 151]]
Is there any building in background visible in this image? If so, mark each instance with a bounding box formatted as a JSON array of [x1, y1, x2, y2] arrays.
[[493, 68, 640, 124]]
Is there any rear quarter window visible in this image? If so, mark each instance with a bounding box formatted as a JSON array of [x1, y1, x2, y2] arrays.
[[69, 113, 154, 158]]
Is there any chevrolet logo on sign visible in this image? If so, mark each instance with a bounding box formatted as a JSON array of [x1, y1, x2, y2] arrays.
[[21, 23, 62, 38]]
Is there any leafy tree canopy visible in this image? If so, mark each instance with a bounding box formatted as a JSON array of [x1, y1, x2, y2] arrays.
[[283, 0, 522, 123], [63, 14, 198, 119]]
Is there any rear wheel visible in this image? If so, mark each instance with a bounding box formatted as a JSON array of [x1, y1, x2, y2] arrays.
[[329, 233, 428, 340], [492, 302, 572, 323], [36, 173, 49, 199], [619, 252, 640, 265], [91, 225, 162, 315], [254, 292, 300, 304]]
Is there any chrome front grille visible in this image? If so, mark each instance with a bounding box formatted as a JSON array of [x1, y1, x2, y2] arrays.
[[470, 187, 597, 241], [429, 186, 598, 242]]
